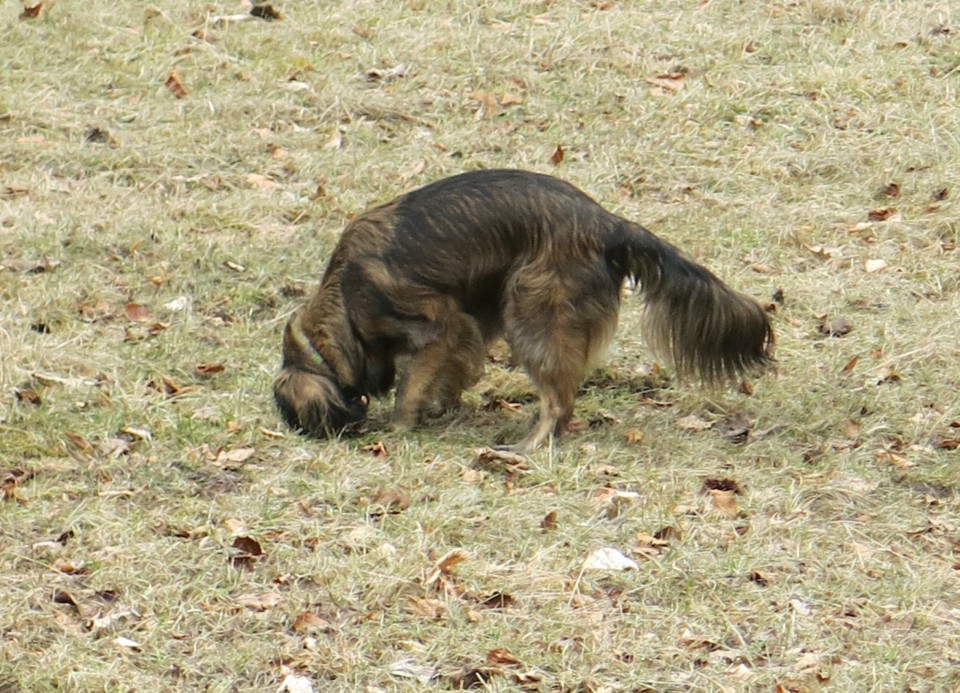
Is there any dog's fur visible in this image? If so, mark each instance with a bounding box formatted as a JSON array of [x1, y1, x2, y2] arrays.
[[274, 169, 774, 450]]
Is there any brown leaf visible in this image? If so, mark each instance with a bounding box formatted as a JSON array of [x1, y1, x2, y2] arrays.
[[165, 71, 188, 99], [703, 478, 744, 494], [20, 3, 43, 19], [675, 413, 714, 431], [123, 303, 151, 322], [231, 536, 264, 557], [881, 182, 901, 198], [292, 611, 332, 633], [867, 207, 900, 222], [362, 441, 389, 458], [709, 489, 740, 518], [475, 592, 516, 610], [195, 362, 225, 377], [819, 316, 852, 337], [15, 389, 42, 406], [932, 187, 949, 201], [250, 4, 282, 21], [645, 71, 687, 92], [540, 510, 558, 531], [369, 487, 411, 512], [405, 597, 446, 620], [624, 428, 645, 444], [486, 648, 522, 667], [550, 144, 564, 166], [475, 447, 529, 475], [840, 354, 860, 374], [215, 447, 255, 469], [236, 592, 283, 611]]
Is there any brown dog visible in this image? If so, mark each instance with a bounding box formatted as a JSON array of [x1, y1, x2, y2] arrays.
[[274, 169, 774, 450]]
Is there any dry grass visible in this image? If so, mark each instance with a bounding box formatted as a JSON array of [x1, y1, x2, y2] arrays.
[[2, 1, 959, 691]]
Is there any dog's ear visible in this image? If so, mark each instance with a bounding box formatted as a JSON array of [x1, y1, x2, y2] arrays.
[[273, 367, 367, 437]]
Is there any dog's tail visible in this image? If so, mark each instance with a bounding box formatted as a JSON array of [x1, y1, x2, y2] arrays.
[[272, 314, 367, 437], [617, 222, 774, 384]]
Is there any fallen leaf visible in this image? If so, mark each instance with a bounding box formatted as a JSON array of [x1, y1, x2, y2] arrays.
[[475, 447, 529, 475], [165, 71, 188, 99], [251, 3, 282, 21], [709, 489, 740, 518], [624, 428, 645, 444], [881, 182, 901, 198], [276, 673, 314, 693], [292, 611, 332, 633], [676, 413, 714, 431], [389, 658, 436, 684], [236, 592, 283, 611], [114, 636, 142, 652], [819, 316, 852, 337], [867, 207, 901, 222], [645, 70, 688, 92], [363, 441, 389, 458], [550, 144, 564, 166], [864, 258, 888, 273], [486, 648, 523, 666], [20, 3, 43, 19], [245, 173, 280, 190], [123, 303, 151, 322], [215, 447, 255, 469], [232, 536, 264, 557], [369, 487, 411, 512], [405, 597, 446, 620], [15, 389, 42, 406], [540, 510, 558, 531], [195, 362, 225, 377], [425, 548, 468, 587], [582, 546, 639, 571], [840, 354, 860, 374]]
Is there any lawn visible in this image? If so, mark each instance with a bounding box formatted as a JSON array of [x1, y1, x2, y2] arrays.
[[1, 1, 959, 691]]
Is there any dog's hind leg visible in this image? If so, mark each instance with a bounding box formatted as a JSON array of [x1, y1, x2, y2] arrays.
[[393, 310, 486, 430], [503, 261, 620, 451]]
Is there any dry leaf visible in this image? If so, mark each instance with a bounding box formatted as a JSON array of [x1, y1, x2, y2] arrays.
[[864, 258, 888, 273], [475, 447, 529, 474], [236, 592, 283, 611], [165, 71, 187, 99], [486, 648, 523, 666], [867, 207, 901, 222], [369, 487, 411, 512], [250, 3, 282, 21], [277, 674, 314, 693], [245, 173, 280, 190], [646, 71, 687, 92], [215, 447, 255, 469], [195, 362, 225, 377], [231, 536, 263, 557], [540, 510, 558, 531], [123, 303, 151, 322], [550, 144, 564, 166], [819, 316, 852, 337], [114, 636, 142, 652], [363, 441, 389, 458], [676, 413, 714, 431], [20, 3, 43, 19], [881, 182, 901, 198], [709, 489, 739, 518], [405, 597, 446, 620], [840, 354, 860, 374], [292, 611, 332, 633], [425, 548, 468, 587], [582, 546, 639, 571], [389, 658, 436, 684], [624, 428, 645, 444], [15, 389, 42, 406]]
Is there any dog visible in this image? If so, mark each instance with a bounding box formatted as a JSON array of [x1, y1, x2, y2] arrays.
[[274, 169, 774, 450]]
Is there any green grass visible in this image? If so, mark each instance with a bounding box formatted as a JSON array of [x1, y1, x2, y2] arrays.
[[2, 1, 960, 691]]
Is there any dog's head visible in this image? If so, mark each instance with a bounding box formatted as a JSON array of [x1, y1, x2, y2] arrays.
[[273, 366, 367, 437]]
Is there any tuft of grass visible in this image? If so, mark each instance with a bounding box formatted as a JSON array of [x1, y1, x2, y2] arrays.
[[2, 1, 959, 691]]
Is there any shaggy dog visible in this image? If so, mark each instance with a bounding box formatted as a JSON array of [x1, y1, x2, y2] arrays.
[[274, 169, 773, 450]]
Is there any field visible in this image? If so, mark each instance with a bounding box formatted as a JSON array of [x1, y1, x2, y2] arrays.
[[2, 1, 959, 691]]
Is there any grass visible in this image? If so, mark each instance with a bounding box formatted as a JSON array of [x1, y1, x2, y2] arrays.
[[2, 0, 959, 690]]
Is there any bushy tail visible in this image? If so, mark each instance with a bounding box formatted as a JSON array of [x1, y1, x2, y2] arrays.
[[621, 223, 774, 384]]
